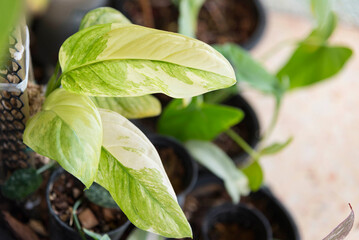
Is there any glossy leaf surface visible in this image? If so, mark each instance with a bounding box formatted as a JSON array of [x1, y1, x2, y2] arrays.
[[59, 23, 235, 98], [95, 109, 192, 238], [23, 89, 102, 188], [91, 95, 161, 119], [79, 7, 131, 30], [158, 99, 243, 141]]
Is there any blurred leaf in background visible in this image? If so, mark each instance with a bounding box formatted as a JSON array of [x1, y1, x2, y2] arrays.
[[0, 0, 21, 65]]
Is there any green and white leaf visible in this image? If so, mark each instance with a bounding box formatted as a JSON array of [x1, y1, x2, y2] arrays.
[[23, 89, 102, 188], [79, 7, 131, 30], [1, 168, 42, 200], [185, 140, 249, 203], [277, 43, 352, 89], [242, 161, 263, 191], [95, 109, 192, 238], [158, 98, 244, 141], [91, 95, 161, 119], [59, 23, 235, 98], [213, 43, 284, 97]]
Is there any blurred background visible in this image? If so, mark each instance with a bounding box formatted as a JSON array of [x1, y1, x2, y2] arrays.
[[245, 1, 359, 239]]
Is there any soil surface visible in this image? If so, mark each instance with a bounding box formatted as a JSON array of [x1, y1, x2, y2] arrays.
[[49, 171, 128, 234], [157, 146, 186, 194], [121, 0, 259, 45], [209, 222, 257, 240]]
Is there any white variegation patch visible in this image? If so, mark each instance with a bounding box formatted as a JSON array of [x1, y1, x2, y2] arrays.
[[98, 108, 176, 199]]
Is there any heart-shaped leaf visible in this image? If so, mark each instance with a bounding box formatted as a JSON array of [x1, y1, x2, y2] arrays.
[[23, 89, 102, 188], [91, 95, 161, 119], [158, 98, 243, 141], [95, 109, 192, 238], [185, 140, 249, 203], [1, 168, 42, 200], [79, 7, 131, 30], [59, 23, 235, 98]]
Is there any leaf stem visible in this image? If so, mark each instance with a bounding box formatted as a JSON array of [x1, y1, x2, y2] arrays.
[[225, 129, 260, 160], [45, 62, 61, 97], [261, 96, 282, 144], [36, 160, 56, 175], [73, 198, 86, 240]]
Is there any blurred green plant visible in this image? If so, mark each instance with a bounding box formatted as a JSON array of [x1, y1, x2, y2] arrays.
[[159, 0, 353, 200]]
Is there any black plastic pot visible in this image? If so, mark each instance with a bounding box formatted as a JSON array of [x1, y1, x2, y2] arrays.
[[214, 94, 261, 166], [113, 0, 265, 50], [202, 203, 272, 240], [173, 174, 300, 240], [46, 168, 131, 240], [149, 134, 198, 206]]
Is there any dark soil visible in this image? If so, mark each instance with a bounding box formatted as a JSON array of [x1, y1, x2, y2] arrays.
[[157, 147, 186, 194], [209, 222, 256, 240], [49, 171, 128, 234], [241, 191, 294, 240], [181, 182, 232, 240], [120, 0, 259, 45]]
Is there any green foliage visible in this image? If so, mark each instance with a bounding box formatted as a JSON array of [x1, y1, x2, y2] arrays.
[[79, 7, 131, 30], [1, 168, 42, 200], [24, 89, 103, 188], [59, 23, 235, 98], [242, 161, 263, 191], [158, 98, 244, 141], [213, 43, 285, 98], [178, 0, 205, 37], [277, 44, 352, 89], [85, 183, 119, 209], [260, 137, 293, 156], [95, 109, 191, 238], [185, 140, 249, 203], [91, 95, 161, 119], [0, 0, 21, 64]]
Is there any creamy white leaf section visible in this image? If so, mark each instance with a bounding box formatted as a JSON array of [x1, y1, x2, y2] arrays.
[[23, 89, 102, 188], [95, 109, 191, 238], [59, 23, 235, 98]]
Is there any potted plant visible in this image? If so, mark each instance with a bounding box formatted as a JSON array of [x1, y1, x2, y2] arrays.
[[152, 0, 353, 238], [115, 0, 266, 50], [3, 5, 238, 239]]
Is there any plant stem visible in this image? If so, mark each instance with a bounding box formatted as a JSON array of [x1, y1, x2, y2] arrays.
[[45, 62, 61, 97], [261, 96, 282, 144], [36, 160, 56, 175], [73, 198, 86, 240], [225, 129, 260, 161]]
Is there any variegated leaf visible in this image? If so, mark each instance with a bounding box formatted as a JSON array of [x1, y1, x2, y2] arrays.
[[91, 95, 161, 119], [23, 89, 102, 188], [59, 23, 235, 98], [79, 7, 131, 30], [95, 109, 192, 238]]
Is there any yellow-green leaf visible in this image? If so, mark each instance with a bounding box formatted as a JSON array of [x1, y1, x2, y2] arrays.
[[23, 89, 102, 188], [59, 23, 235, 98], [95, 109, 192, 238], [79, 7, 131, 30], [91, 95, 161, 119]]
